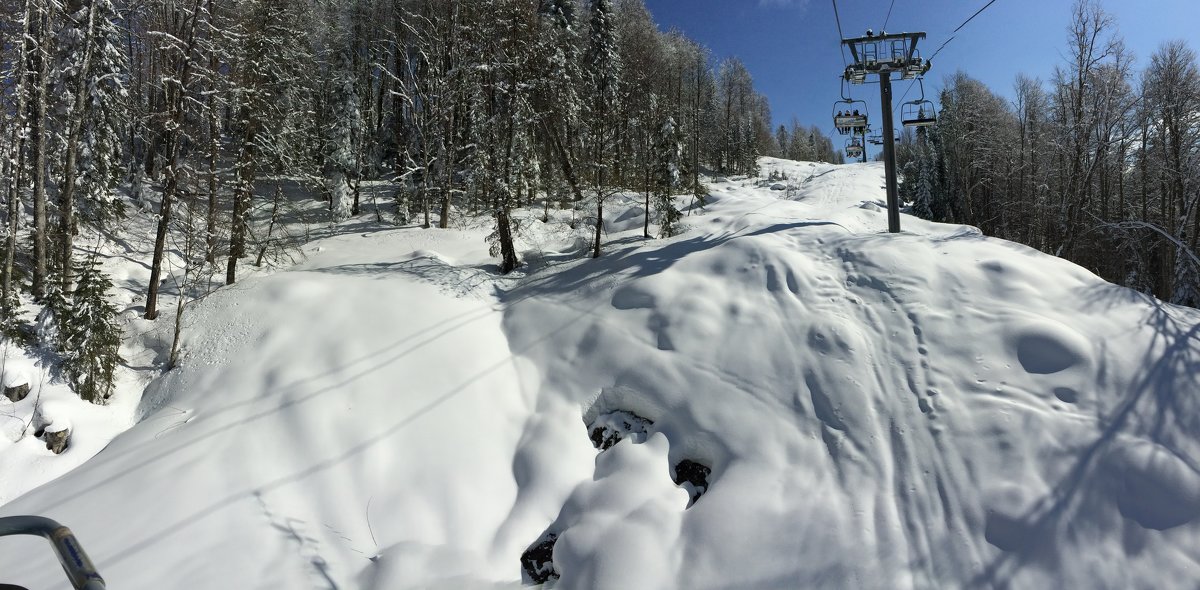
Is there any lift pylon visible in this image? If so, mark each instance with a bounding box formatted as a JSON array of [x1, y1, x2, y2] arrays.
[[842, 31, 931, 233]]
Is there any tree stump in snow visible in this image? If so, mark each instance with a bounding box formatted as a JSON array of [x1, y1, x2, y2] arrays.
[[42, 428, 70, 455], [3, 383, 30, 403], [520, 532, 558, 584]]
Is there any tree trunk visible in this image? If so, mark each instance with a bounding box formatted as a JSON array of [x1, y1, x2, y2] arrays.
[[58, 0, 101, 294], [226, 122, 257, 285], [593, 163, 603, 259], [255, 186, 282, 267], [3, 2, 33, 309], [2, 126, 22, 310], [542, 121, 586, 204], [29, 4, 49, 300], [146, 0, 204, 318], [205, 48, 219, 265]]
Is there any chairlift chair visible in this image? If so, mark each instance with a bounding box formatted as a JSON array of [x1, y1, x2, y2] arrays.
[[833, 97, 868, 136], [900, 78, 937, 128], [845, 138, 864, 160], [902, 100, 937, 127], [903, 50, 928, 79]]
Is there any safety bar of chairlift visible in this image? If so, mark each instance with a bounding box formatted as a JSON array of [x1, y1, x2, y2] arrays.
[[0, 516, 105, 590], [834, 116, 868, 129], [903, 116, 937, 128]]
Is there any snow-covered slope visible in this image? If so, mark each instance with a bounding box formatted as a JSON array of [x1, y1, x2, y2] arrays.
[[2, 159, 1199, 589]]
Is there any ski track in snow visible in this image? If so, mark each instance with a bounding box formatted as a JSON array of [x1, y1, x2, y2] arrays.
[[2, 159, 1199, 589]]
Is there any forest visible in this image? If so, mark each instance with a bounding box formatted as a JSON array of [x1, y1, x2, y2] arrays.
[[0, 0, 826, 402], [894, 1, 1200, 309], [1, 0, 1198, 407]]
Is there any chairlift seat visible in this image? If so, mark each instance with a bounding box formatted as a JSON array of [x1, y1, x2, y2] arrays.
[[901, 100, 937, 128]]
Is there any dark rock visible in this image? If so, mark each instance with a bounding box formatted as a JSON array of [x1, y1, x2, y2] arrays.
[[673, 459, 711, 508], [4, 383, 30, 402], [589, 426, 621, 451], [43, 428, 69, 455], [587, 410, 653, 451], [520, 532, 558, 584]]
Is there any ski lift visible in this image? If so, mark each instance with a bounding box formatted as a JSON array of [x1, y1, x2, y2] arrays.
[[843, 31, 927, 84], [867, 131, 883, 146], [845, 138, 864, 160], [833, 80, 868, 135], [901, 78, 937, 128]]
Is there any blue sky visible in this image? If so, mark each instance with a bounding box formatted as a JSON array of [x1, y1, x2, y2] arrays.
[[643, 0, 1200, 152]]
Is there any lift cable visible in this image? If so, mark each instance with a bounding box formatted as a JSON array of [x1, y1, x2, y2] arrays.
[[891, 0, 1000, 116], [830, 0, 849, 67], [882, 0, 897, 32], [929, 0, 998, 61], [894, 78, 919, 115]]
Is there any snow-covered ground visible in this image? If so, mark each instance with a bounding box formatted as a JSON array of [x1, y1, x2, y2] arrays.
[[2, 158, 1199, 589], [0, 178, 328, 507]]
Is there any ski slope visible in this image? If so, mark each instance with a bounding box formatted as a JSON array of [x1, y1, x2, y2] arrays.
[[2, 159, 1199, 589]]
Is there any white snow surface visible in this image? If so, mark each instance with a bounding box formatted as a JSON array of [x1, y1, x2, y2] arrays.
[[2, 158, 1199, 589]]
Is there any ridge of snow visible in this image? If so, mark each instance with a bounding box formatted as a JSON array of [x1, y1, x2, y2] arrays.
[[1, 158, 1198, 589]]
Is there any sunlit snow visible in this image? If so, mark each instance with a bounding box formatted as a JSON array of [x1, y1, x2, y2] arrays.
[[2, 159, 1198, 589]]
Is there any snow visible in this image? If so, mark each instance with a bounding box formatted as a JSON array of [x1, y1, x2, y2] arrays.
[[2, 157, 1199, 589]]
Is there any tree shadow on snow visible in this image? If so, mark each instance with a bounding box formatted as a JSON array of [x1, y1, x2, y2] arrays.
[[19, 216, 855, 584], [501, 220, 846, 304], [970, 284, 1200, 588]]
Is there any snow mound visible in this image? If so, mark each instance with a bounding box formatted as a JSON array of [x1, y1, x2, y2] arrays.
[[2, 158, 1199, 589]]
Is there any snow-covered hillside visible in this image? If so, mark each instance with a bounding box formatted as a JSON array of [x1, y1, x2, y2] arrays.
[[2, 159, 1199, 589]]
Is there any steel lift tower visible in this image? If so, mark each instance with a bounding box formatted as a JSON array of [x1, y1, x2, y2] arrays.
[[842, 31, 930, 233]]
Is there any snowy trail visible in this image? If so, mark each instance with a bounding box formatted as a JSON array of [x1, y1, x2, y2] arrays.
[[3, 158, 1200, 589]]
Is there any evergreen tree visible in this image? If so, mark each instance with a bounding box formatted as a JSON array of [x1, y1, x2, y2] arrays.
[[655, 116, 682, 237], [899, 159, 918, 206], [913, 148, 936, 221], [532, 0, 585, 209], [55, 0, 128, 234], [584, 0, 620, 258], [59, 257, 122, 404], [326, 44, 360, 221]]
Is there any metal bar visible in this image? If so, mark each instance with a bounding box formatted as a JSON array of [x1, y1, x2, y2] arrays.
[[0, 516, 105, 590], [907, 36, 920, 61], [879, 74, 901, 233], [842, 31, 925, 45]]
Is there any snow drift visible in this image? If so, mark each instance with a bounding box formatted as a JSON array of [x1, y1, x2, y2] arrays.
[[1, 159, 1198, 589]]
